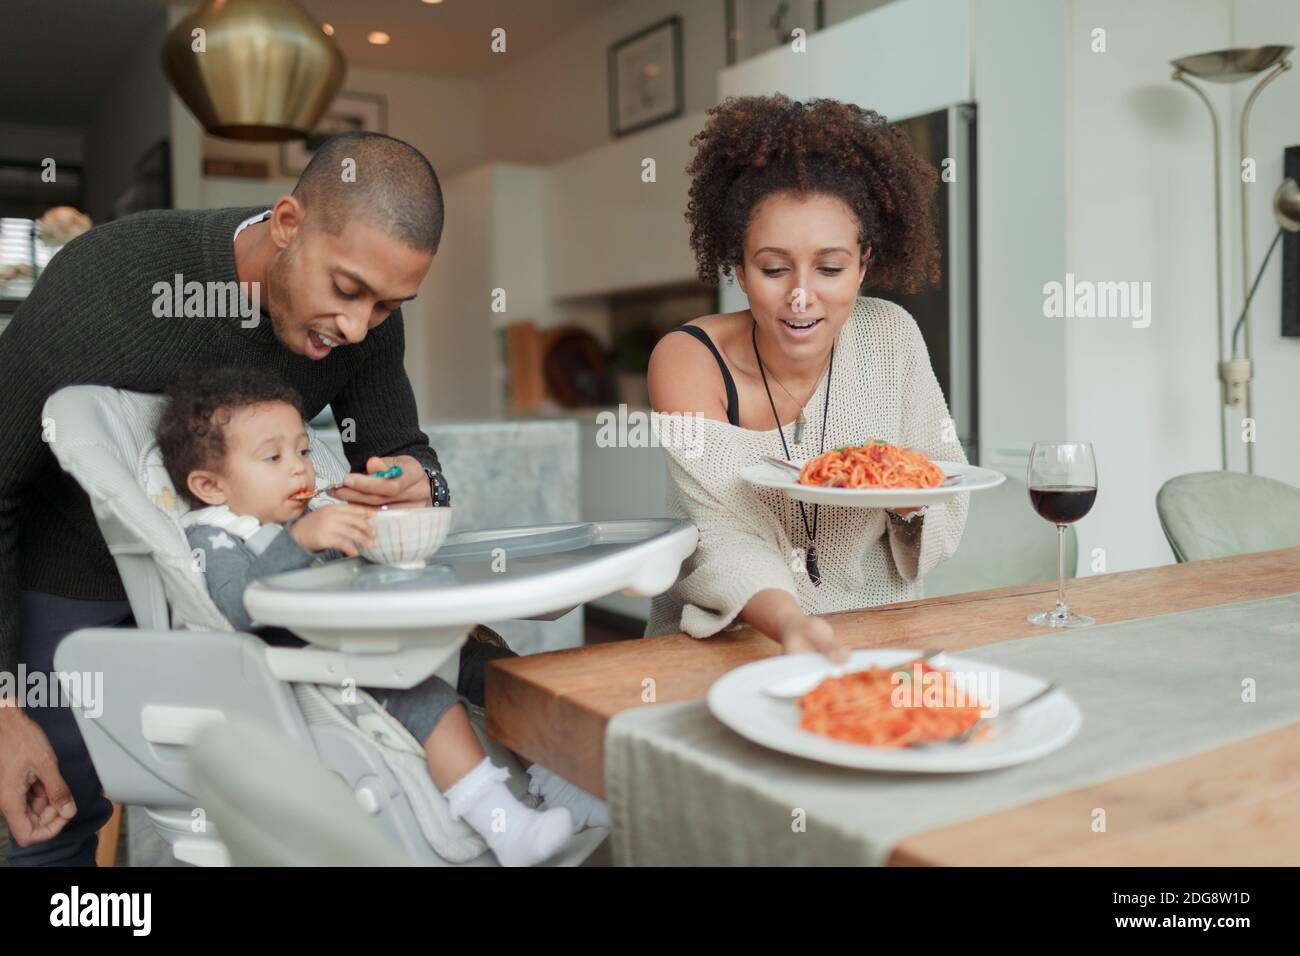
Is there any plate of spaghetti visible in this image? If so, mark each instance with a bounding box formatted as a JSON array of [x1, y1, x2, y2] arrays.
[[707, 649, 1080, 772], [740, 440, 1004, 509]]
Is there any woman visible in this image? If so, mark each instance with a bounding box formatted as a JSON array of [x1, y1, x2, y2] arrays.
[[646, 94, 969, 660]]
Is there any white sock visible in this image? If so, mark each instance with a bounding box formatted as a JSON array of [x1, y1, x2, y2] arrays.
[[526, 764, 611, 832], [444, 757, 573, 867]]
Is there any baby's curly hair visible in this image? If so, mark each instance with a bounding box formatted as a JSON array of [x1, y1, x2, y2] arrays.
[[684, 94, 941, 293], [157, 366, 304, 508]]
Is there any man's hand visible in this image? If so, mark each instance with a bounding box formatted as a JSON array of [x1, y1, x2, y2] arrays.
[[289, 503, 378, 556], [0, 701, 77, 846], [332, 455, 432, 509]]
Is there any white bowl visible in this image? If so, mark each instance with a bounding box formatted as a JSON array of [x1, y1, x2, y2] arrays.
[[358, 506, 453, 569]]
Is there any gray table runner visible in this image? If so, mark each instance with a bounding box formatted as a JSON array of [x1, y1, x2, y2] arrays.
[[605, 592, 1300, 865]]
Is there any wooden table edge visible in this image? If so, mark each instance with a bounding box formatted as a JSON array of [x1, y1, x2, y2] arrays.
[[887, 722, 1300, 866], [488, 546, 1300, 810]]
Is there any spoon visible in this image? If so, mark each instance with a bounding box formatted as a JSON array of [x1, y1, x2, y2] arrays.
[[316, 464, 403, 498]]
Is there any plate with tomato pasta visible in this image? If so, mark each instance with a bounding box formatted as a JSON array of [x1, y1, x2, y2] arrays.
[[740, 440, 1004, 509], [707, 649, 1081, 772]]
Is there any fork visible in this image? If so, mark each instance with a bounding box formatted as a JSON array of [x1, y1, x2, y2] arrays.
[[763, 647, 945, 699], [763, 455, 803, 473], [910, 681, 1060, 747]]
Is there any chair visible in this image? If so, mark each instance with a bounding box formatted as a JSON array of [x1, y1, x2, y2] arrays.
[[923, 474, 1078, 597], [1156, 470, 1300, 562], [43, 384, 605, 866], [189, 716, 607, 866]]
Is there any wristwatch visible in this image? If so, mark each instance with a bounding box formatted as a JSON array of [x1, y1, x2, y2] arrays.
[[423, 466, 451, 507]]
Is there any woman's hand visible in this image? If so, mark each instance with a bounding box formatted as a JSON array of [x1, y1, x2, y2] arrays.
[[289, 503, 377, 556], [742, 589, 849, 663], [777, 611, 849, 663]]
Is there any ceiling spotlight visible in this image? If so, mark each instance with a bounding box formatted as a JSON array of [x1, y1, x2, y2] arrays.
[[322, 22, 334, 35], [368, 31, 391, 45]]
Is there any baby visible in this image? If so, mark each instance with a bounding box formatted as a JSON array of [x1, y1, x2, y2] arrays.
[[156, 366, 579, 866]]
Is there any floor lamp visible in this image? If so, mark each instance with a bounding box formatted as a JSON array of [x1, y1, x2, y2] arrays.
[[1229, 177, 1300, 382], [1172, 45, 1293, 474]]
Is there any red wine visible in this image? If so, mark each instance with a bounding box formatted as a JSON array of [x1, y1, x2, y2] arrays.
[[1029, 485, 1097, 524]]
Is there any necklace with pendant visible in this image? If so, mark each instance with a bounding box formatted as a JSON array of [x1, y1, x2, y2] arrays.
[[752, 321, 834, 585], [753, 334, 832, 445]]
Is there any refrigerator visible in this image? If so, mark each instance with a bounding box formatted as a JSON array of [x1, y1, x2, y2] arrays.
[[886, 103, 979, 465]]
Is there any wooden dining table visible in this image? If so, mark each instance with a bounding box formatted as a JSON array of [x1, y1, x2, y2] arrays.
[[486, 546, 1300, 865]]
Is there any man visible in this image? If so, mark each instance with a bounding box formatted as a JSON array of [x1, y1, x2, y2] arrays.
[[0, 131, 459, 865]]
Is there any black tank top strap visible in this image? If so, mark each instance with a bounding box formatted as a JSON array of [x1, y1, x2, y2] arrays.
[[667, 325, 740, 426]]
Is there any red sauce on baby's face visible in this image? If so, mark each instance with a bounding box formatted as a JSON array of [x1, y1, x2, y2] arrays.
[[211, 402, 317, 524]]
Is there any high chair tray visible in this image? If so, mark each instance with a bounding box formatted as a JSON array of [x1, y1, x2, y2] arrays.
[[244, 519, 696, 640]]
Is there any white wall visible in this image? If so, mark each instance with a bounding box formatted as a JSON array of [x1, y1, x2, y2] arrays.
[[489, 164, 559, 331], [1064, 0, 1300, 574], [420, 165, 496, 420], [482, 0, 726, 165], [716, 0, 971, 117], [972, 0, 1068, 470], [478, 0, 893, 164], [544, 111, 705, 298]]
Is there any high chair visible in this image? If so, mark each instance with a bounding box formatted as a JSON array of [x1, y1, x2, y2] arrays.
[[42, 385, 694, 866]]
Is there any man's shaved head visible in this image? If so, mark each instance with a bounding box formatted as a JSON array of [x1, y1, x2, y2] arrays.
[[292, 131, 443, 253]]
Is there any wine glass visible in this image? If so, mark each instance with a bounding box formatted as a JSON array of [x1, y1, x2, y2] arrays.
[[1026, 442, 1097, 627]]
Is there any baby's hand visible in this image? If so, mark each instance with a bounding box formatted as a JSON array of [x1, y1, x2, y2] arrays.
[[288, 504, 376, 556]]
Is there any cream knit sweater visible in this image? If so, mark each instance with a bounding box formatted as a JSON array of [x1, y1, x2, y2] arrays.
[[646, 296, 969, 638]]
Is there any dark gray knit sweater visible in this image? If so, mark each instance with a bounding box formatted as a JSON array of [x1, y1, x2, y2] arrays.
[[0, 206, 441, 676]]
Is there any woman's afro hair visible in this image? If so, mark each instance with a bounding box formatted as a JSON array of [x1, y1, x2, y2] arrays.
[[684, 94, 941, 293]]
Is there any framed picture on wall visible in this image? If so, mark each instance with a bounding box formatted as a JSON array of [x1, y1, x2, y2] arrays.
[[280, 91, 388, 177], [608, 16, 684, 138], [726, 0, 826, 65]]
